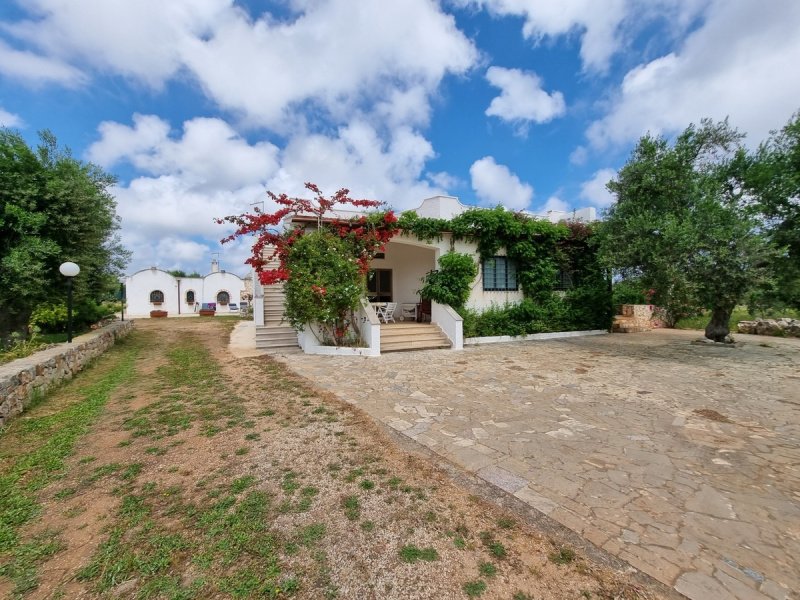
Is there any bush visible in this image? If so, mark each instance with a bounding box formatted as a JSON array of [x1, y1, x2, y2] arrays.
[[419, 252, 477, 309], [29, 303, 69, 333], [459, 291, 611, 339], [612, 278, 649, 306]]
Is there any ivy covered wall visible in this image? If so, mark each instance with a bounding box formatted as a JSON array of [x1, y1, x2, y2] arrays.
[[398, 208, 613, 336]]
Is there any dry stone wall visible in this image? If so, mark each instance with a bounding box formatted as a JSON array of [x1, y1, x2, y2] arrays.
[[0, 320, 134, 428], [737, 318, 800, 337]]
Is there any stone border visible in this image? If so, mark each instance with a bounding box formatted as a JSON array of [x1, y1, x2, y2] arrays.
[[465, 329, 608, 345], [0, 320, 135, 428]]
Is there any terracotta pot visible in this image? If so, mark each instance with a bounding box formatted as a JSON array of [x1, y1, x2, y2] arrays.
[[198, 309, 216, 317], [150, 310, 168, 318]]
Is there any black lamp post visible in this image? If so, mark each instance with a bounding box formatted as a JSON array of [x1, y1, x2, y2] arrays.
[[119, 279, 125, 322], [59, 261, 80, 343]]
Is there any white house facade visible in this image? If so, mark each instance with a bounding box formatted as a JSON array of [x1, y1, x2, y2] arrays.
[[125, 259, 250, 317], [255, 195, 600, 354]]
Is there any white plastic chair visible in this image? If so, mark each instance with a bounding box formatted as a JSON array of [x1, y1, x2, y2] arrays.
[[376, 302, 397, 323]]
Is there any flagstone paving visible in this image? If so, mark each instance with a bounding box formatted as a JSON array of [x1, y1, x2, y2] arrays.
[[276, 329, 800, 600]]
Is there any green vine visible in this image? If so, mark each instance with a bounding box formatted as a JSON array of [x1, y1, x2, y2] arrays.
[[398, 208, 613, 333]]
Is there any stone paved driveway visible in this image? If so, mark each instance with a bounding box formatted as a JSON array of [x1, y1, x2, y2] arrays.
[[276, 329, 800, 600]]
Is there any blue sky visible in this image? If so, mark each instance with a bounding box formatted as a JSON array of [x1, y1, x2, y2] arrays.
[[1, 0, 799, 277]]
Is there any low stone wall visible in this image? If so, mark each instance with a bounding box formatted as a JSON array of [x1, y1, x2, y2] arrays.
[[737, 318, 800, 337], [0, 320, 135, 428]]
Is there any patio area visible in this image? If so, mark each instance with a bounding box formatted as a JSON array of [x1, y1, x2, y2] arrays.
[[277, 328, 800, 600]]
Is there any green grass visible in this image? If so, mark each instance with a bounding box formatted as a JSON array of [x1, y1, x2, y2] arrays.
[[342, 495, 360, 521], [0, 337, 140, 596], [398, 545, 439, 563], [548, 547, 576, 565], [674, 306, 800, 332], [478, 562, 497, 577], [463, 580, 487, 597]]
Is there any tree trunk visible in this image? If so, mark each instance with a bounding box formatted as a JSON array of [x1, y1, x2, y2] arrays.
[[704, 306, 732, 342]]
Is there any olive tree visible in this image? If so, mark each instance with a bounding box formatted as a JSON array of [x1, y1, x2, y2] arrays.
[[599, 119, 767, 342]]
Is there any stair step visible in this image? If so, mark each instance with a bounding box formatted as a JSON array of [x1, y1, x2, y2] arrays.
[[381, 341, 451, 352], [381, 333, 450, 344]]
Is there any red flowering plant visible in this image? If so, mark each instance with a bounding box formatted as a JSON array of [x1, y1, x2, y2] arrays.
[[217, 183, 399, 346]]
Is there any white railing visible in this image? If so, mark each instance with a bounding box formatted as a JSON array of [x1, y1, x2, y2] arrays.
[[357, 298, 381, 356], [431, 301, 463, 350], [252, 269, 264, 326]]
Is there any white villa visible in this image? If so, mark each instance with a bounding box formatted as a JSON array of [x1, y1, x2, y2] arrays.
[[252, 195, 597, 355], [124, 258, 251, 318]]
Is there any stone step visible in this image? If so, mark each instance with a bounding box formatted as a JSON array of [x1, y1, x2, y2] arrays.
[[380, 323, 451, 352], [381, 339, 451, 352], [255, 325, 299, 350], [380, 324, 443, 336]]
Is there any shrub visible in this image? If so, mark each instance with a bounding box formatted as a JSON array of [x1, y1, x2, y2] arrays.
[[419, 252, 478, 309], [29, 303, 68, 333]]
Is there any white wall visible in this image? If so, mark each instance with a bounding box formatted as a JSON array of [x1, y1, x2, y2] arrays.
[[125, 269, 180, 316], [125, 268, 247, 317], [370, 240, 436, 306], [202, 271, 246, 310]]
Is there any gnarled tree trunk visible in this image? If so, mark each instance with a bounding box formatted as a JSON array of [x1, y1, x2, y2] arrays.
[[704, 305, 733, 342]]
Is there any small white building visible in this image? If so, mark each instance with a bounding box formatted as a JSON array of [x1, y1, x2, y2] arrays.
[[125, 259, 249, 317]]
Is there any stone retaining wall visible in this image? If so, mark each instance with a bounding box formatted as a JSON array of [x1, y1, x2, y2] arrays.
[[737, 318, 800, 337], [0, 320, 135, 428]]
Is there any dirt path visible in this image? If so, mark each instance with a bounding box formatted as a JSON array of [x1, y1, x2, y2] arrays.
[[1, 319, 668, 599]]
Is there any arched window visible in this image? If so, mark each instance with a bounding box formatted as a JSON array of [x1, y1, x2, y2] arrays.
[[216, 291, 230, 306], [185, 290, 195, 304], [149, 290, 164, 303]]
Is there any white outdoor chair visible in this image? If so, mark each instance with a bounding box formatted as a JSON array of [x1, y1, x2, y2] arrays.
[[376, 302, 397, 323]]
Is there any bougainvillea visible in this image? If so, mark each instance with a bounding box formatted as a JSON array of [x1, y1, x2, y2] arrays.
[[217, 183, 399, 345]]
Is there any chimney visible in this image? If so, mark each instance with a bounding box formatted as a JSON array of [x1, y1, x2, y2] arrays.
[[211, 258, 220, 273]]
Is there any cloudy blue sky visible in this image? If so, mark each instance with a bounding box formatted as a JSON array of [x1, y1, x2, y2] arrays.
[[1, 0, 799, 276]]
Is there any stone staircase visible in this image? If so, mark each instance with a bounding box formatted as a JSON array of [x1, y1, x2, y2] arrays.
[[380, 322, 451, 353], [612, 304, 654, 334], [255, 283, 300, 351]]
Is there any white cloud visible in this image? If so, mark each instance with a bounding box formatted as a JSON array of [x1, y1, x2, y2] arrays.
[[579, 168, 616, 207], [569, 145, 588, 166], [180, 0, 478, 128], [485, 66, 565, 130], [267, 120, 445, 211], [455, 0, 707, 71], [586, 0, 800, 148], [0, 39, 86, 86], [0, 106, 23, 128], [6, 0, 477, 129], [538, 195, 570, 213], [87, 115, 280, 190], [469, 156, 533, 210], [426, 171, 462, 191], [4, 0, 228, 87]]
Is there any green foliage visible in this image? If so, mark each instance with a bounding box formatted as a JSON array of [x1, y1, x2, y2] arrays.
[[746, 111, 800, 309], [611, 278, 649, 306], [419, 252, 477, 309], [283, 230, 365, 346], [29, 303, 68, 333], [598, 118, 768, 338], [401, 207, 612, 334], [0, 129, 130, 336]]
